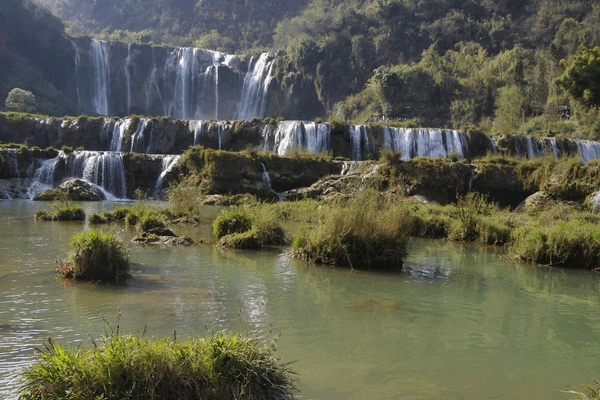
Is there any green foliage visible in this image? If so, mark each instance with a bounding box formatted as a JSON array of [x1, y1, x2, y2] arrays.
[[58, 229, 130, 282], [213, 204, 287, 249], [18, 324, 296, 400], [34, 202, 86, 221], [556, 46, 600, 108], [292, 190, 410, 270], [5, 88, 37, 113]]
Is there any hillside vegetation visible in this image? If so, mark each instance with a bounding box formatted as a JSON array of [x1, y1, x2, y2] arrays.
[[2, 0, 600, 139]]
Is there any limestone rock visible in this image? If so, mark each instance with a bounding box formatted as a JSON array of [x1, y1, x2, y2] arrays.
[[33, 179, 106, 201]]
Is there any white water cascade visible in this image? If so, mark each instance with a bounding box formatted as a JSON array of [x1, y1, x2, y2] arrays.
[[261, 162, 272, 188], [576, 140, 600, 164], [269, 121, 331, 156], [27, 151, 128, 200], [89, 39, 110, 116], [350, 125, 369, 160], [109, 119, 131, 152], [70, 40, 81, 105], [382, 127, 468, 160], [130, 118, 151, 153], [124, 43, 132, 114], [235, 53, 275, 120], [153, 155, 180, 195], [144, 47, 161, 115], [162, 48, 241, 120]]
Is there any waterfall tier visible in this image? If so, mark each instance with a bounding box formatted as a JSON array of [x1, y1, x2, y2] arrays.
[[71, 39, 275, 120]]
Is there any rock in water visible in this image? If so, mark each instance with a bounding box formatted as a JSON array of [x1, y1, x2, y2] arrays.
[[33, 179, 106, 201]]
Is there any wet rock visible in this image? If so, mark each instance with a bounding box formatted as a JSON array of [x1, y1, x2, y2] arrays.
[[132, 230, 194, 245], [33, 179, 106, 201]]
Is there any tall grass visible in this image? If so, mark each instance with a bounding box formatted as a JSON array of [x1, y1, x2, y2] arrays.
[[213, 202, 287, 249], [292, 190, 411, 270], [18, 322, 296, 400], [57, 229, 130, 282]]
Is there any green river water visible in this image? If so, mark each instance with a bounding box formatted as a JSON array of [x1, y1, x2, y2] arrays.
[[1, 200, 600, 399]]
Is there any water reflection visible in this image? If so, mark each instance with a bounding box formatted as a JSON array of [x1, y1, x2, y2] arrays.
[[2, 203, 600, 399]]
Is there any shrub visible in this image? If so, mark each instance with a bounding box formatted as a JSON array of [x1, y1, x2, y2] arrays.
[[18, 329, 296, 400], [58, 229, 130, 282], [510, 220, 600, 268], [213, 210, 252, 239], [34, 205, 86, 221], [291, 190, 410, 270], [137, 214, 166, 231], [89, 212, 107, 224]]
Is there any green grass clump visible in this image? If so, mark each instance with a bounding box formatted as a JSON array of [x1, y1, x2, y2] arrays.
[[137, 214, 166, 231], [34, 205, 86, 221], [57, 229, 130, 282], [88, 212, 107, 224], [213, 210, 252, 239], [18, 331, 296, 400], [213, 204, 287, 249], [510, 219, 600, 268], [291, 190, 410, 270]]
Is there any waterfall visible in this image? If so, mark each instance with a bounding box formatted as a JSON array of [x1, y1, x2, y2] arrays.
[[487, 136, 499, 154], [268, 121, 330, 156], [130, 118, 151, 153], [90, 39, 110, 116], [110, 118, 131, 152], [526, 136, 542, 159], [576, 140, 600, 164], [124, 43, 132, 115], [349, 125, 371, 160], [261, 162, 272, 188], [547, 138, 560, 159], [445, 130, 469, 160], [27, 151, 127, 199], [272, 121, 303, 156], [304, 122, 330, 154], [144, 47, 161, 115], [235, 53, 275, 119], [192, 120, 206, 146], [70, 40, 81, 106], [341, 161, 360, 176], [26, 155, 61, 198], [162, 48, 238, 120], [153, 155, 180, 195], [217, 121, 222, 150]]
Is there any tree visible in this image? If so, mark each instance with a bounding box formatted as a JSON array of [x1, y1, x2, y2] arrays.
[[5, 88, 37, 113], [555, 46, 600, 108]]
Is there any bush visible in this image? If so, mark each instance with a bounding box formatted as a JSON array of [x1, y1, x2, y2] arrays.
[[58, 229, 130, 282], [510, 219, 600, 268], [5, 88, 36, 113], [137, 214, 166, 231], [291, 190, 410, 270], [18, 330, 296, 400], [213, 210, 252, 239], [88, 212, 107, 224], [34, 205, 86, 221], [213, 204, 287, 249]]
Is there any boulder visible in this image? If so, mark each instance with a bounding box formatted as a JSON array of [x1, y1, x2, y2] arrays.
[[514, 191, 551, 212], [33, 179, 106, 201], [132, 229, 194, 245]]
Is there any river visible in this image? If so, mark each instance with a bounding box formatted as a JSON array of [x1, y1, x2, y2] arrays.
[[1, 200, 599, 399]]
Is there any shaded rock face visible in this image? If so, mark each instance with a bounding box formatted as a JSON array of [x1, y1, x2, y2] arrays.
[[471, 163, 531, 208], [32, 178, 106, 201]]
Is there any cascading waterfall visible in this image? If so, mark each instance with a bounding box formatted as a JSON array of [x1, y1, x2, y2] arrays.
[[576, 140, 600, 164], [130, 118, 151, 153], [235, 53, 275, 120], [264, 120, 354, 155], [192, 120, 206, 146], [124, 43, 132, 115], [526, 136, 543, 159], [163, 48, 238, 120], [153, 155, 180, 195], [261, 162, 272, 188], [70, 40, 81, 105], [144, 47, 161, 115], [382, 127, 468, 160], [26, 155, 61, 198], [350, 125, 369, 160], [90, 39, 110, 116], [110, 118, 131, 152], [27, 151, 127, 199]]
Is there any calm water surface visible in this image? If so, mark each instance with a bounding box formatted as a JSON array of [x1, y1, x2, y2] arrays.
[[1, 200, 600, 399]]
